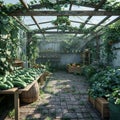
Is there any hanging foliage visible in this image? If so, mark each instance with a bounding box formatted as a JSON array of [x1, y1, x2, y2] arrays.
[[52, 16, 71, 26], [0, 2, 26, 75], [101, 20, 120, 64], [26, 35, 39, 66], [29, 0, 120, 12]]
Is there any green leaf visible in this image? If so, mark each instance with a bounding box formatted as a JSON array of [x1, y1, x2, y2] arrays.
[[1, 58, 6, 62], [6, 50, 11, 55]]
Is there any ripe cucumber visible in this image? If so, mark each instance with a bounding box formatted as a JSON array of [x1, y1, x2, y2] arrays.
[[22, 78, 33, 84], [5, 81, 14, 88], [2, 77, 7, 83], [0, 84, 9, 90], [12, 81, 27, 88]]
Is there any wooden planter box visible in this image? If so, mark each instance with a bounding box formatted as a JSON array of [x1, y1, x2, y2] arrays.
[[67, 66, 81, 74], [95, 98, 109, 119], [88, 96, 96, 107], [88, 96, 109, 119], [13, 59, 23, 68]]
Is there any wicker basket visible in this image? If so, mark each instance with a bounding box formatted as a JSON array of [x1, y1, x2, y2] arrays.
[[20, 81, 39, 103]]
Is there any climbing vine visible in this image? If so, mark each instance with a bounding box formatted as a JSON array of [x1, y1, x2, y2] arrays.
[[101, 20, 120, 64], [26, 35, 39, 66], [52, 16, 71, 26], [29, 0, 120, 12], [0, 1, 27, 75]]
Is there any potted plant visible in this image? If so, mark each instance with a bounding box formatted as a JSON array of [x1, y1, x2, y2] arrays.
[[108, 88, 120, 120]]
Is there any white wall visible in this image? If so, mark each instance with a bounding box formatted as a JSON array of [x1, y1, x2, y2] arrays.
[[38, 41, 81, 68], [40, 41, 60, 52], [60, 54, 80, 65]]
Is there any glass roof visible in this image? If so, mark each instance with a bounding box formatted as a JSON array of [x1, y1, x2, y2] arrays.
[[3, 0, 120, 34]]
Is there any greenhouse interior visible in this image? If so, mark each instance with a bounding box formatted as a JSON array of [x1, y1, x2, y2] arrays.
[[0, 0, 120, 120]]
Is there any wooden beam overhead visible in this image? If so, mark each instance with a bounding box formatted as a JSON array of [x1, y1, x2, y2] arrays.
[[80, 16, 112, 39], [28, 20, 53, 26], [9, 10, 120, 16], [31, 16, 41, 30], [96, 16, 120, 33], [81, 16, 111, 38], [13, 16, 29, 31], [33, 31, 85, 34], [71, 20, 97, 26], [19, 0, 45, 37], [92, 16, 111, 30], [85, 16, 120, 41], [80, 0, 107, 28]]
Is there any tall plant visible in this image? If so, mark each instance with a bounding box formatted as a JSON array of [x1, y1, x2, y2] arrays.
[[26, 35, 39, 66], [0, 2, 26, 75], [101, 20, 120, 64]]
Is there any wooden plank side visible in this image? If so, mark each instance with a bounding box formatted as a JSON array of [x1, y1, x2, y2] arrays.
[[18, 74, 42, 93], [0, 88, 18, 94], [14, 91, 19, 120]]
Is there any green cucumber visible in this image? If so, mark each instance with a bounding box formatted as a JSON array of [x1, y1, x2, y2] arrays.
[[5, 81, 14, 88], [12, 81, 27, 88], [22, 78, 33, 84], [0, 84, 9, 90], [2, 77, 7, 83]]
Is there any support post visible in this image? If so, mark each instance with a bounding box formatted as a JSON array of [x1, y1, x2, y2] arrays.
[[26, 32, 32, 67], [14, 91, 19, 120], [96, 34, 100, 62]]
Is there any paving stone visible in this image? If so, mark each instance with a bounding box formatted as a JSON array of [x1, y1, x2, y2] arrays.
[[82, 112, 91, 118], [61, 102, 67, 106], [5, 71, 101, 120], [56, 112, 63, 119], [77, 113, 84, 118], [56, 108, 62, 113], [63, 113, 77, 119]]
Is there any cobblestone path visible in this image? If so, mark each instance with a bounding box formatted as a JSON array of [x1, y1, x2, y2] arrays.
[[6, 71, 101, 120]]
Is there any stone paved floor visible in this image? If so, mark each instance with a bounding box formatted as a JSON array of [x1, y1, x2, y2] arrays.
[[6, 71, 102, 120]]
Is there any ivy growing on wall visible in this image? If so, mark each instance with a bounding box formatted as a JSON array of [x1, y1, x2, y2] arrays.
[[101, 20, 120, 64]]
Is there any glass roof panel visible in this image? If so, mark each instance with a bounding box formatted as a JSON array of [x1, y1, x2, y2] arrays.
[[89, 16, 107, 24], [34, 16, 56, 23], [101, 16, 119, 26], [72, 5, 94, 11], [22, 17, 35, 25], [71, 22, 81, 27], [84, 24, 93, 28], [29, 25, 38, 30], [4, 0, 19, 4], [46, 29, 58, 31], [69, 16, 89, 22], [40, 23, 54, 29]]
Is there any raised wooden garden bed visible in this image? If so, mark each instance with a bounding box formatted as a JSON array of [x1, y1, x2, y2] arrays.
[[88, 96, 109, 119], [96, 98, 109, 119], [0, 74, 43, 120], [67, 64, 81, 74], [13, 59, 23, 68]]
